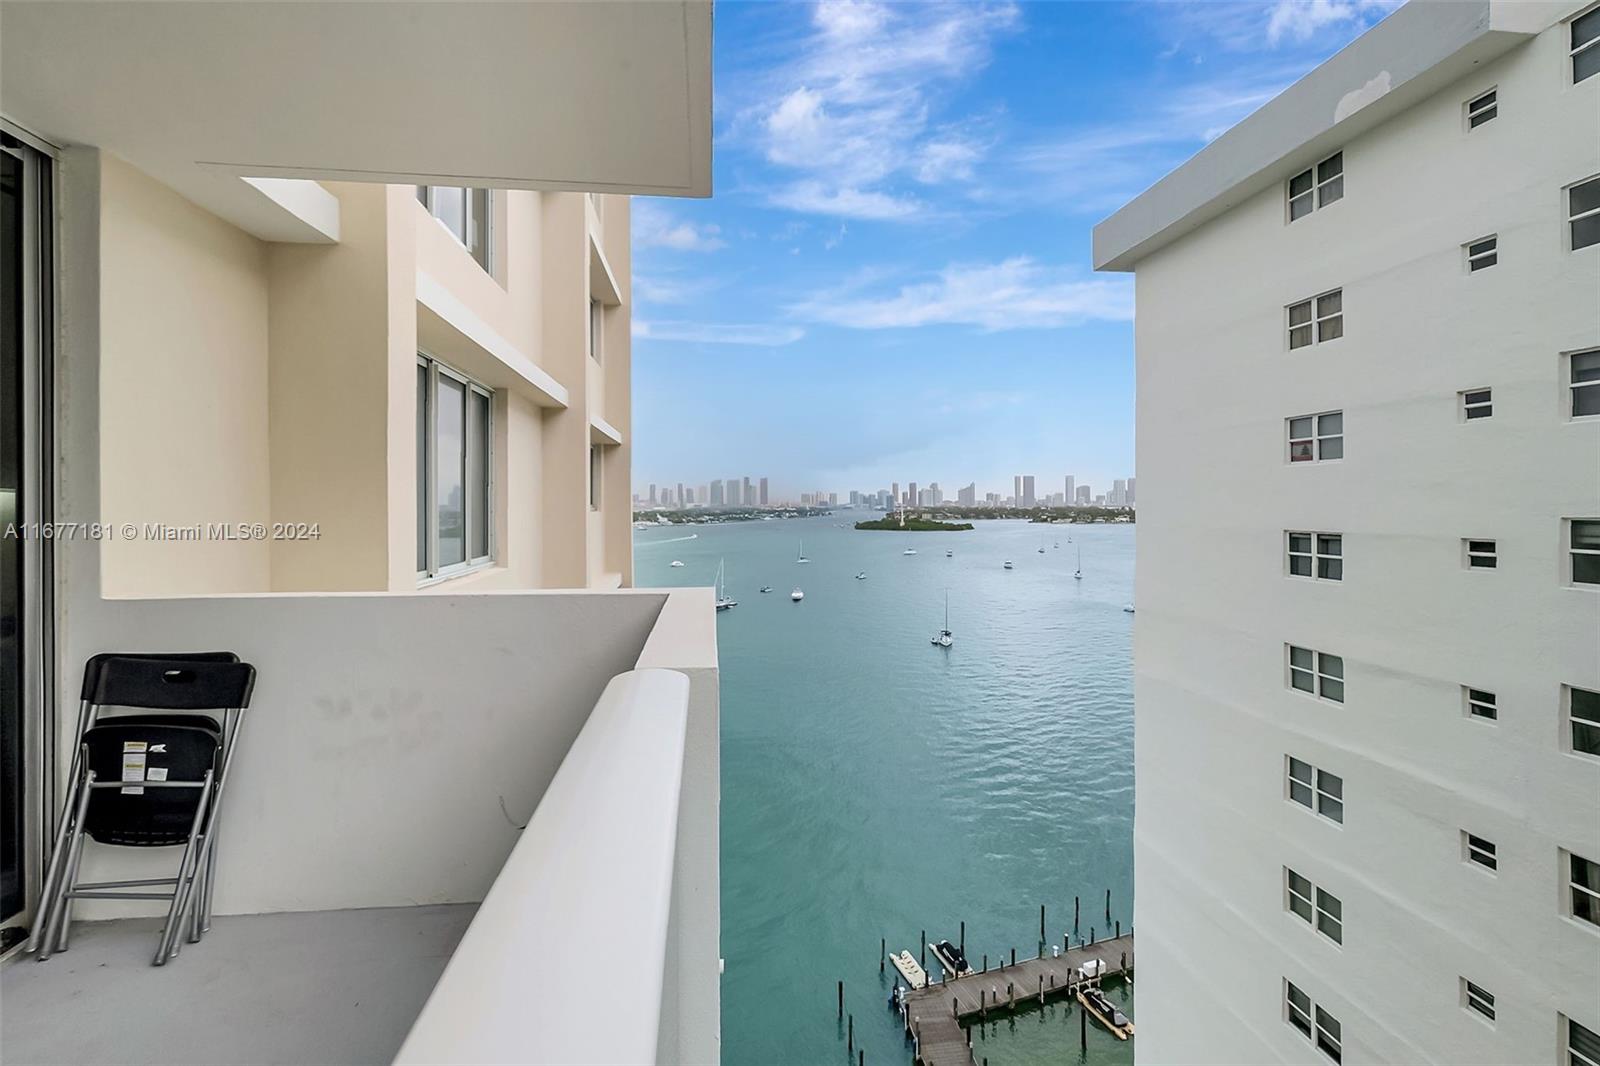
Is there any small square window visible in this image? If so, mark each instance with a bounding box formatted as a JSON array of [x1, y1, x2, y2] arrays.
[[1315, 1004, 1343, 1062], [1466, 235, 1498, 271], [1465, 539, 1498, 569], [1287, 411, 1343, 463], [1289, 169, 1315, 221], [1285, 980, 1313, 1037], [1568, 686, 1600, 758], [1288, 300, 1314, 349], [1316, 770, 1344, 824], [1573, 7, 1600, 84], [1464, 687, 1498, 722], [1316, 291, 1343, 342], [1286, 868, 1315, 923], [1287, 645, 1343, 703], [1288, 532, 1343, 581], [1315, 888, 1343, 944], [1288, 757, 1315, 809], [1463, 978, 1495, 1022], [1571, 177, 1600, 251], [1572, 349, 1600, 417], [1570, 519, 1600, 585], [1316, 153, 1344, 207], [1466, 89, 1497, 128], [1568, 1015, 1600, 1066], [1286, 151, 1343, 222], [1569, 851, 1600, 927], [1461, 389, 1493, 420], [1464, 831, 1498, 871]]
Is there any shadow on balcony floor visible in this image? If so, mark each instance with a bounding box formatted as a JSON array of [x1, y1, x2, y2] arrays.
[[1, 903, 474, 1065]]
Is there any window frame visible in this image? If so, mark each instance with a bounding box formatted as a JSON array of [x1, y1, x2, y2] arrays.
[[1287, 756, 1344, 825], [1463, 831, 1498, 872], [589, 443, 603, 512], [1568, 518, 1600, 587], [589, 298, 604, 364], [1565, 685, 1600, 760], [1287, 289, 1344, 349], [1464, 538, 1498, 570], [1464, 88, 1497, 129], [1287, 531, 1343, 582], [1569, 175, 1600, 252], [1464, 234, 1498, 272], [1569, 348, 1600, 419], [1572, 4, 1600, 85], [1286, 151, 1344, 223], [417, 185, 494, 274], [1567, 1014, 1600, 1066], [1462, 978, 1496, 1023], [1460, 388, 1493, 421], [1566, 849, 1600, 930], [1463, 686, 1498, 723], [416, 352, 495, 583], [1288, 644, 1344, 703], [1287, 411, 1343, 463]]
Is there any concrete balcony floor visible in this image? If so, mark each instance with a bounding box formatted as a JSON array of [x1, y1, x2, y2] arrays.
[[1, 903, 473, 1065]]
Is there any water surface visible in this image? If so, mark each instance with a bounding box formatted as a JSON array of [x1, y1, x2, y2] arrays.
[[638, 515, 1135, 1065]]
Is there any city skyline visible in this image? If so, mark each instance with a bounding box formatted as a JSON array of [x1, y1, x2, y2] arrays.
[[636, 471, 1134, 509], [630, 0, 1395, 494]]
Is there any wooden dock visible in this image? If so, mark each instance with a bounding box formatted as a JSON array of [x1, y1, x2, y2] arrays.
[[896, 933, 1133, 1066]]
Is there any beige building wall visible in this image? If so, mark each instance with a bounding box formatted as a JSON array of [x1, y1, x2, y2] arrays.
[[95, 158, 632, 598], [98, 154, 272, 596]]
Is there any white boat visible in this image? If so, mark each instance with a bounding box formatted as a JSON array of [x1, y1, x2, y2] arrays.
[[1074, 545, 1083, 581], [669, 560, 685, 568], [713, 558, 737, 611], [796, 538, 809, 564], [945, 549, 953, 558], [1003, 560, 1014, 570], [902, 547, 917, 555], [790, 587, 804, 602], [855, 571, 867, 580], [931, 591, 953, 648], [1123, 605, 1136, 613]]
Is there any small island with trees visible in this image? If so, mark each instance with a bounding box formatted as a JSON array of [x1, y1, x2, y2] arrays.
[[854, 514, 974, 532]]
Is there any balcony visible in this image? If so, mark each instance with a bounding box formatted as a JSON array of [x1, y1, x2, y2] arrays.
[[1, 587, 720, 1065]]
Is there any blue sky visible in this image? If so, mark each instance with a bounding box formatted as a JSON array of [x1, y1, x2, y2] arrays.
[[632, 0, 1397, 502]]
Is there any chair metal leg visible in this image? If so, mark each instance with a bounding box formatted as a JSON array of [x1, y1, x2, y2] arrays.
[[36, 768, 94, 962], [201, 707, 244, 932], [187, 833, 207, 944], [154, 771, 213, 966], [27, 719, 91, 955]]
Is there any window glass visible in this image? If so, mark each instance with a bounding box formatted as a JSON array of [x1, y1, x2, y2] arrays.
[[1574, 351, 1600, 416], [1573, 687, 1600, 756], [417, 363, 428, 573], [431, 186, 468, 245], [1573, 178, 1600, 250], [436, 374, 466, 568], [1575, 8, 1600, 83], [470, 390, 491, 560]]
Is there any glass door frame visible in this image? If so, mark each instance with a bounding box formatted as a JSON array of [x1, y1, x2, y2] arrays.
[[1, 121, 56, 949]]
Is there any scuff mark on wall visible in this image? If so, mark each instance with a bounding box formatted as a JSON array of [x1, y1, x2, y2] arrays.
[[1335, 71, 1393, 123]]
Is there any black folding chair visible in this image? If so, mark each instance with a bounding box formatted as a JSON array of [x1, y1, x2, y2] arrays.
[[31, 654, 255, 965]]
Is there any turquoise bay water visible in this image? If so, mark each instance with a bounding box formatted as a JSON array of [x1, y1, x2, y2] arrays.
[[637, 516, 1135, 1066]]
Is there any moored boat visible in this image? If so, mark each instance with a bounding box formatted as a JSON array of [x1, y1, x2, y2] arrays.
[[1077, 984, 1134, 1040], [929, 939, 973, 978]]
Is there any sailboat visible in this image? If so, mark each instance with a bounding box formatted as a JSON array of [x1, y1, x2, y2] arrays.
[[1074, 545, 1083, 580], [790, 586, 804, 601], [930, 591, 953, 648], [796, 538, 809, 564], [714, 558, 737, 611]]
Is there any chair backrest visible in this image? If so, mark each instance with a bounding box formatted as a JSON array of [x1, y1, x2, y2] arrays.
[[80, 651, 238, 700], [90, 656, 256, 711]]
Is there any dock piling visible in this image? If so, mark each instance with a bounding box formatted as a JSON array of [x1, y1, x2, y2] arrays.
[[981, 954, 987, 973], [1120, 951, 1127, 974], [920, 930, 926, 970], [880, 937, 885, 974], [1080, 993, 1087, 1051], [1105, 888, 1110, 922], [838, 980, 844, 1019], [1039, 904, 1045, 942], [1116, 920, 1121, 939], [1010, 947, 1015, 967], [959, 921, 965, 955], [1073, 895, 1079, 932], [1090, 927, 1095, 946], [1038, 974, 1044, 1005], [848, 1014, 853, 1051]]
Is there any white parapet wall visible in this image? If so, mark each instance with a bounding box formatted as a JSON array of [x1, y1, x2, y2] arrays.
[[394, 668, 691, 1066]]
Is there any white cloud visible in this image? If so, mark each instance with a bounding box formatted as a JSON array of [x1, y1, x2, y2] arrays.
[[769, 181, 921, 221], [790, 258, 1132, 331], [633, 320, 805, 347], [736, 0, 1020, 221], [633, 274, 716, 306], [633, 201, 726, 252], [1266, 0, 1387, 44]]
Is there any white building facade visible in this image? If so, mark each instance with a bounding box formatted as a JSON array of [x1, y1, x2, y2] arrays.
[[1096, 1, 1600, 1062]]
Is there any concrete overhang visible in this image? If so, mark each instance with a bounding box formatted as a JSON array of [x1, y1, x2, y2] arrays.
[[589, 232, 623, 307], [417, 271, 568, 409], [589, 415, 623, 446], [1092, 0, 1550, 272], [1, 1, 712, 243]]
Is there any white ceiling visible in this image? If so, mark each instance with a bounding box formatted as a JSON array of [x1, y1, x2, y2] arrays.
[[1, 1, 711, 241]]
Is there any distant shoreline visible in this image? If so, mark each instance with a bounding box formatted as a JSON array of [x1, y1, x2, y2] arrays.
[[853, 516, 974, 532]]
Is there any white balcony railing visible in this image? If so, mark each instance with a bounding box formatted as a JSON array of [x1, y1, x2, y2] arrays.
[[396, 668, 689, 1065]]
